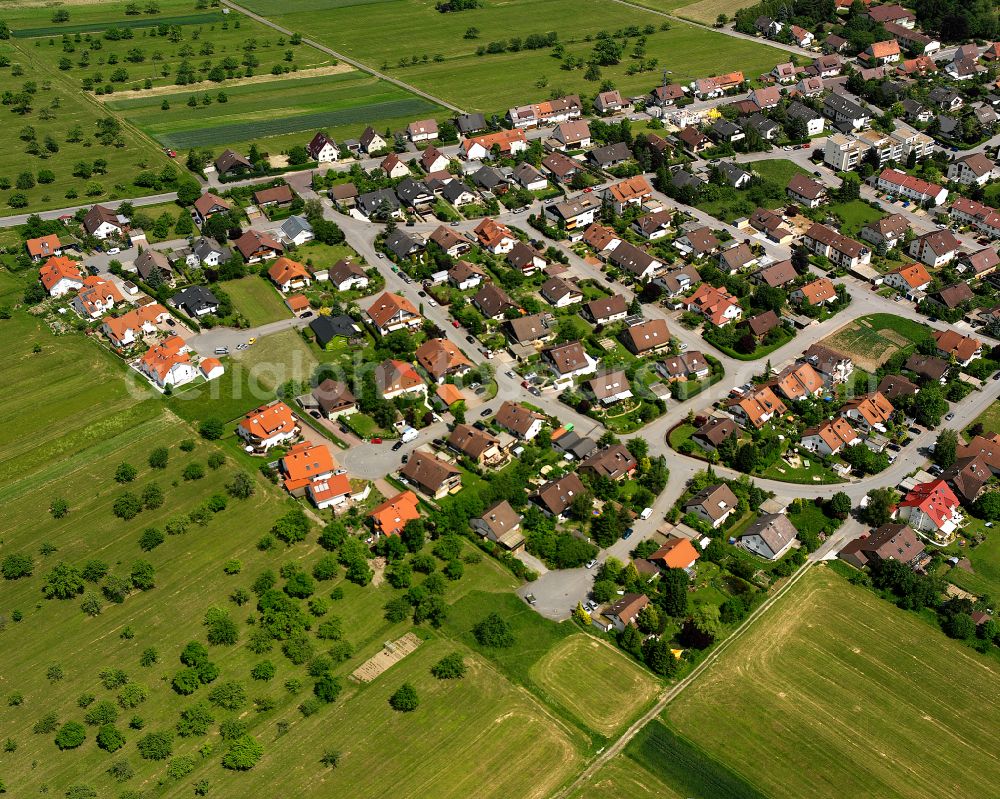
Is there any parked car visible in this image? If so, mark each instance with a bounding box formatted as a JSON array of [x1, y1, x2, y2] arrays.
[[452, 320, 460, 328], [392, 441, 404, 451], [466, 335, 476, 344], [945, 412, 955, 421], [585, 559, 598, 569], [524, 593, 537, 605], [622, 528, 634, 540], [479, 407, 493, 417], [370, 437, 382, 444]]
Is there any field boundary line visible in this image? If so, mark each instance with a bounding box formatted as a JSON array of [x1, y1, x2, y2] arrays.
[[550, 560, 816, 799], [221, 0, 465, 114]]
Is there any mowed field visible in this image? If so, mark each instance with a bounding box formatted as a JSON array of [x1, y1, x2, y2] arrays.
[[107, 71, 443, 152], [663, 567, 1000, 799], [221, 275, 292, 327], [530, 636, 660, 737], [241, 0, 786, 111], [0, 38, 173, 213], [20, 5, 333, 94]]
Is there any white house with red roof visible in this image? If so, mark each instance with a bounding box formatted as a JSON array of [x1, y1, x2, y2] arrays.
[[876, 168, 948, 205], [895, 479, 963, 543], [306, 132, 340, 163], [138, 335, 197, 389], [71, 276, 123, 318], [26, 234, 62, 261], [102, 303, 169, 349], [237, 401, 300, 452], [39, 256, 84, 296], [684, 284, 742, 326]]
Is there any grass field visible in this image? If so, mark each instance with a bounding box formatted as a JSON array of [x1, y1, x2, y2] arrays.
[[530, 635, 661, 736], [968, 402, 1000, 437], [223, 275, 293, 326], [25, 8, 333, 94], [698, 158, 810, 223], [827, 199, 883, 238], [109, 70, 443, 152], [0, 37, 175, 213], [671, 0, 744, 24], [666, 566, 1000, 799], [241, 0, 785, 112], [819, 313, 931, 372]]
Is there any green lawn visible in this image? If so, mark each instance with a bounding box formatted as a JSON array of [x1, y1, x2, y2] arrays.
[[697, 159, 810, 223], [222, 275, 292, 326], [239, 0, 785, 112], [529, 634, 661, 737], [668, 422, 697, 450], [825, 200, 883, 238], [109, 71, 444, 153], [937, 517, 1000, 601], [294, 240, 360, 270], [748, 159, 810, 187], [819, 313, 932, 372], [787, 499, 841, 537], [758, 448, 843, 485], [967, 402, 1000, 438], [667, 566, 1000, 799]]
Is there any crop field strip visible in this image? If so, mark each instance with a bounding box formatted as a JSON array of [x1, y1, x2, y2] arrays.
[[12, 12, 227, 38]]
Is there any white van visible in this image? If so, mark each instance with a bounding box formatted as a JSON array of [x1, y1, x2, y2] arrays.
[[639, 507, 653, 520], [400, 426, 419, 444]]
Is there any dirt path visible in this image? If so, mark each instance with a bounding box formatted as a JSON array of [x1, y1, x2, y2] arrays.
[[94, 63, 355, 103]]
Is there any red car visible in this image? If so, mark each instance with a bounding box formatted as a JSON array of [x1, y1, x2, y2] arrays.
[[452, 320, 460, 328], [370, 437, 382, 444], [583, 187, 593, 193]]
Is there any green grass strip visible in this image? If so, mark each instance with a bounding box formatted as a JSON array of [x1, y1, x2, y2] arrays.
[[13, 12, 225, 38]]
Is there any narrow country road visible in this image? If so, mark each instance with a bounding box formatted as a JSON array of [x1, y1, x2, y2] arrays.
[[221, 0, 466, 114]]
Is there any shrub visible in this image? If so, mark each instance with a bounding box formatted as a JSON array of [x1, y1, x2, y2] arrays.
[[251, 661, 275, 681], [115, 462, 137, 483], [33, 712, 59, 734], [219, 719, 247, 741], [50, 497, 70, 518], [167, 754, 196, 779], [113, 492, 142, 520], [208, 452, 226, 469], [221, 734, 263, 770], [1, 552, 33, 580], [199, 418, 224, 440], [54, 721, 86, 749], [140, 647, 158, 667], [99, 668, 128, 689], [83, 699, 118, 726], [96, 723, 125, 752], [137, 730, 172, 760], [208, 681, 246, 711], [176, 701, 214, 737], [139, 526, 164, 551], [473, 612, 514, 648], [106, 759, 135, 782], [148, 447, 169, 469], [430, 652, 466, 679], [118, 683, 147, 709], [226, 472, 255, 499], [179, 439, 196, 452], [389, 683, 419, 712], [183, 462, 205, 481], [141, 482, 164, 510], [172, 668, 201, 695]]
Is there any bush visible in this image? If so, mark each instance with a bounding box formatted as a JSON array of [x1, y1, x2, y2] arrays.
[[172, 668, 201, 695], [208, 451, 226, 469], [54, 721, 87, 749], [99, 668, 128, 690], [115, 462, 138, 483], [313, 673, 342, 703], [148, 447, 169, 469], [142, 482, 164, 510], [199, 418, 224, 440], [84, 699, 118, 726], [118, 683, 147, 709], [50, 497, 69, 518], [473, 612, 514, 648], [226, 471, 255, 499], [96, 723, 125, 752], [139, 526, 164, 551], [430, 652, 466, 679], [137, 730, 172, 760], [221, 734, 263, 771], [208, 681, 247, 711], [251, 661, 275, 681], [281, 634, 314, 665], [1, 553, 33, 580], [272, 507, 311, 544], [388, 683, 419, 712], [183, 462, 205, 481], [106, 759, 135, 783], [113, 492, 142, 520]]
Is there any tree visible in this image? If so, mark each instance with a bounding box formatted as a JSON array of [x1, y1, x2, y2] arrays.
[[974, 492, 1000, 521], [933, 428, 958, 468], [222, 734, 263, 770], [691, 603, 721, 641], [389, 683, 419, 712], [636, 604, 660, 633], [55, 721, 87, 749], [944, 612, 977, 640], [912, 385, 948, 428], [860, 487, 898, 527], [430, 652, 466, 679], [828, 492, 852, 519], [199, 418, 224, 440], [2, 553, 33, 580], [148, 447, 168, 469], [473, 612, 515, 648], [401, 518, 425, 553], [271, 507, 311, 544], [50, 497, 70, 518], [313, 673, 342, 703], [42, 562, 84, 599], [96, 724, 125, 752], [659, 568, 689, 617], [226, 472, 255, 499], [139, 527, 164, 552], [113, 492, 142, 520]]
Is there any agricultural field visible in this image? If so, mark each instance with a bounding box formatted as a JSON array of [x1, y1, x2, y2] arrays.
[[240, 0, 786, 111], [665, 566, 1000, 799], [530, 635, 661, 737], [670, 0, 745, 25], [108, 70, 443, 153], [819, 313, 931, 372], [222, 275, 292, 327], [0, 37, 175, 213]]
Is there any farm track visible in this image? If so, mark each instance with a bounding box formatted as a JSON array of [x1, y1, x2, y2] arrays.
[[221, 0, 465, 114]]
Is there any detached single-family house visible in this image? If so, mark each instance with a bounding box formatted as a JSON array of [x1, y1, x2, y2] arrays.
[[171, 285, 219, 318], [684, 484, 739, 529], [790, 277, 837, 306], [540, 276, 583, 307], [237, 401, 299, 452], [586, 371, 634, 406], [471, 501, 524, 551], [268, 257, 312, 293], [101, 303, 169, 348], [407, 118, 439, 142], [26, 233, 62, 261], [534, 472, 587, 518], [582, 295, 628, 325], [139, 334, 197, 389], [376, 359, 427, 400], [802, 418, 861, 456], [193, 192, 231, 225], [401, 451, 462, 500], [234, 230, 283, 263], [542, 340, 598, 380], [307, 132, 340, 162], [72, 276, 123, 319], [416, 337, 472, 383], [840, 391, 894, 432], [366, 291, 422, 336], [495, 401, 545, 441], [214, 149, 253, 176], [39, 255, 84, 296], [908, 230, 961, 268], [552, 120, 591, 150], [369, 490, 421, 538], [474, 218, 517, 254], [884, 262, 932, 298], [684, 283, 742, 326], [787, 174, 826, 208], [739, 514, 798, 560], [84, 204, 128, 240], [896, 479, 963, 543], [621, 318, 671, 356], [312, 379, 357, 420], [328, 259, 370, 292], [934, 329, 982, 365]]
